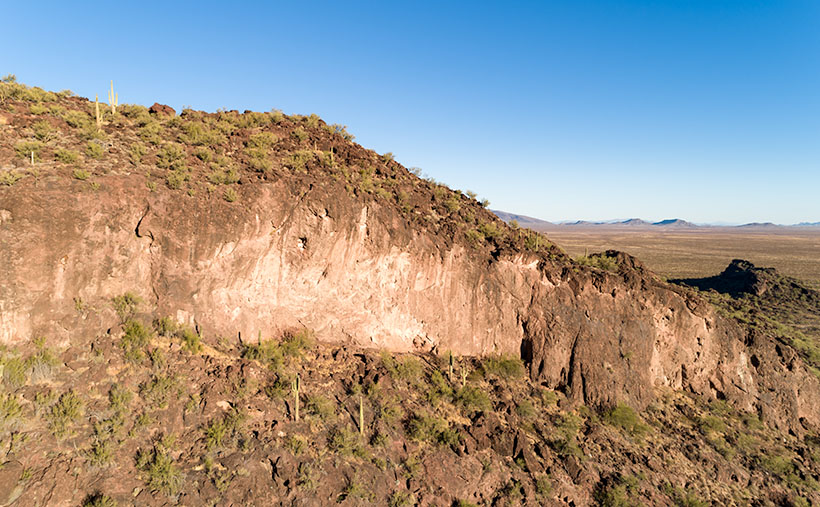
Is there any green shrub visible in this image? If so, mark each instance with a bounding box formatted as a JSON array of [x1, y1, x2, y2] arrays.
[[136, 439, 183, 495], [455, 385, 491, 416], [14, 140, 43, 161], [552, 413, 584, 457], [516, 399, 537, 420], [73, 168, 91, 180], [208, 167, 239, 185], [223, 187, 238, 202], [203, 409, 246, 449], [406, 411, 460, 447], [604, 403, 649, 438], [576, 254, 619, 272], [85, 141, 104, 159], [0, 392, 23, 432], [48, 390, 84, 438], [120, 320, 151, 363], [306, 394, 336, 422], [388, 491, 416, 507], [54, 149, 79, 164], [153, 316, 178, 337], [140, 374, 181, 409], [29, 103, 48, 115], [62, 110, 91, 128], [31, 120, 54, 140], [138, 121, 163, 144], [426, 370, 454, 406], [82, 493, 117, 507], [177, 327, 202, 354], [109, 384, 133, 413], [178, 121, 225, 146], [286, 150, 314, 173], [129, 142, 146, 166], [292, 127, 308, 142], [1, 357, 27, 389], [112, 292, 141, 322], [247, 132, 279, 149], [329, 425, 367, 457], [156, 143, 186, 169], [0, 170, 23, 186], [481, 355, 525, 380]]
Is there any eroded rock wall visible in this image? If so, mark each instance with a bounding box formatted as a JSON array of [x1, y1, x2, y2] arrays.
[[2, 175, 818, 433]]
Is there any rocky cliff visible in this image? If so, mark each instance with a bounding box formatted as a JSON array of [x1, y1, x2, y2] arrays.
[[1, 80, 819, 436]]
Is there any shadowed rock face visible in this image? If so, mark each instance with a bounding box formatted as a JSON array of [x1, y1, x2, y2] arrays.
[[3, 175, 819, 435]]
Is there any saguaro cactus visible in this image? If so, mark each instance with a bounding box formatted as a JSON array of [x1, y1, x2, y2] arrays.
[[448, 351, 454, 380], [358, 395, 364, 435], [108, 80, 118, 115], [292, 374, 301, 422], [95, 95, 102, 130]]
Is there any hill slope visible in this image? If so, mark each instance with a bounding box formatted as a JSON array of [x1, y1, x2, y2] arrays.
[[2, 79, 820, 505]]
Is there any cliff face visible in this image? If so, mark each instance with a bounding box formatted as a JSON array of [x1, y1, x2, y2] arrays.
[[3, 175, 819, 435], [1, 84, 818, 436]]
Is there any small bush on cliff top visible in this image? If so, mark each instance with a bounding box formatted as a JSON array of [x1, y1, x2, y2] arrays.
[[576, 254, 619, 272]]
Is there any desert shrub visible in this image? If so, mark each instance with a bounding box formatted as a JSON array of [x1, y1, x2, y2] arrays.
[[153, 317, 178, 337], [140, 374, 181, 409], [203, 409, 246, 449], [120, 320, 151, 363], [1, 357, 27, 389], [481, 355, 524, 380], [136, 439, 183, 495], [247, 132, 278, 149], [112, 292, 141, 322], [552, 413, 584, 457], [25, 337, 58, 382], [698, 415, 727, 435], [455, 385, 491, 416], [155, 143, 186, 169], [178, 121, 225, 146], [48, 390, 84, 438], [14, 140, 43, 161], [325, 123, 354, 141], [223, 188, 238, 202], [286, 150, 314, 173], [406, 411, 460, 447], [516, 399, 537, 420], [29, 103, 48, 115], [604, 403, 649, 438], [535, 474, 553, 500], [165, 168, 189, 189], [109, 384, 133, 413], [62, 110, 91, 128], [31, 120, 54, 140], [264, 373, 294, 400], [426, 370, 454, 406], [54, 149, 79, 164], [129, 143, 146, 166], [177, 327, 202, 354], [138, 121, 163, 144], [329, 425, 367, 457], [208, 167, 240, 185], [0, 170, 23, 186], [0, 392, 23, 432], [291, 127, 308, 142], [85, 141, 104, 159], [73, 168, 91, 180], [576, 254, 619, 272], [82, 493, 117, 507], [477, 221, 502, 241], [388, 491, 416, 507], [306, 394, 336, 422]]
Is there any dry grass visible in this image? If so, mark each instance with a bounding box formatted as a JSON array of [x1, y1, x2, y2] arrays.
[[544, 227, 820, 289]]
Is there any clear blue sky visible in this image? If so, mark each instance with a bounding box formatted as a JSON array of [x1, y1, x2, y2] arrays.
[[3, 1, 818, 224]]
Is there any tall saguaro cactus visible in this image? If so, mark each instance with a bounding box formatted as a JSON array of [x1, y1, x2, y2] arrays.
[[358, 395, 364, 435], [292, 375, 301, 422], [108, 80, 118, 115], [95, 95, 102, 130]]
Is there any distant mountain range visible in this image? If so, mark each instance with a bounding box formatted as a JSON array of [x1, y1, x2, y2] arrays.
[[492, 211, 820, 231]]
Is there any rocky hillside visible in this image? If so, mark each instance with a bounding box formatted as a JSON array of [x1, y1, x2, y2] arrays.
[[2, 78, 820, 505]]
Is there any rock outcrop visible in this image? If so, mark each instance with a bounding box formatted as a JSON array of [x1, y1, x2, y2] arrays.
[[1, 84, 819, 438]]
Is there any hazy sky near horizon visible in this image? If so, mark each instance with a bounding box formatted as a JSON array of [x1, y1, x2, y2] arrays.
[[3, 1, 818, 224]]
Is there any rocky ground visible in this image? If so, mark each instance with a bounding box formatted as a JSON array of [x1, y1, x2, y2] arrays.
[[1, 291, 819, 506]]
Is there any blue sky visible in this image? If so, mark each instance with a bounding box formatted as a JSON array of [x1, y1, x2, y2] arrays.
[[3, 1, 818, 224]]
